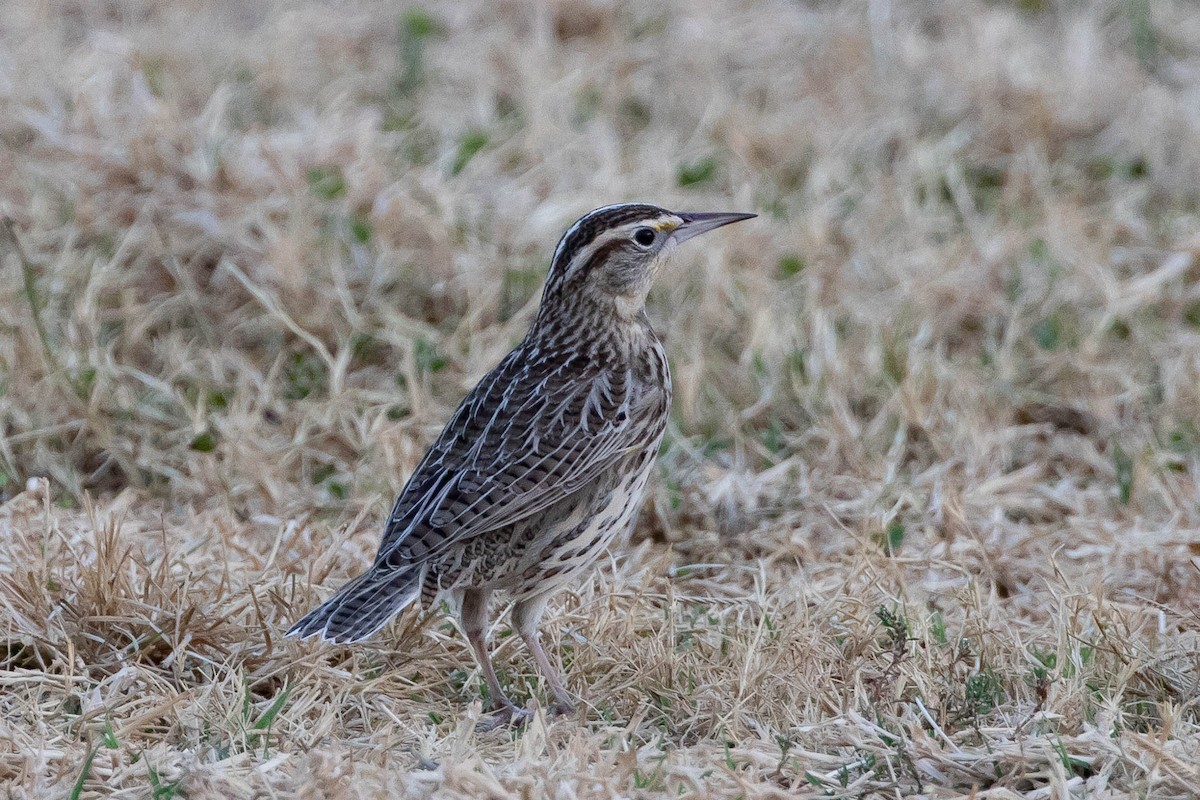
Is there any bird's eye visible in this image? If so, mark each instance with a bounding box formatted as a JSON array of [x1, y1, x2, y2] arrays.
[[633, 227, 656, 247]]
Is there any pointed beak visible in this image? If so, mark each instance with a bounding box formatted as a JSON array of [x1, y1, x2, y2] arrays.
[[669, 211, 757, 245]]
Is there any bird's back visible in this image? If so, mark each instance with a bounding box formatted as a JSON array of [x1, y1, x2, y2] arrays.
[[373, 319, 670, 588]]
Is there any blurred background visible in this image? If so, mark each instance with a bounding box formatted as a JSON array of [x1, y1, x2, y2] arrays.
[[3, 1, 1199, 529], [2, 1, 1200, 796], [4, 0, 1200, 648]]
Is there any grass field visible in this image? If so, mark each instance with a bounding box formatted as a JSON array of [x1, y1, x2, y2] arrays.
[[3, 0, 1200, 797]]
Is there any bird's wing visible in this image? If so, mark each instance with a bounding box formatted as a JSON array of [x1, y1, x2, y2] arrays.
[[374, 344, 660, 569]]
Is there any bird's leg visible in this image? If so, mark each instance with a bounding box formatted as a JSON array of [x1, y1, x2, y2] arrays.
[[512, 595, 575, 717], [460, 588, 527, 729]]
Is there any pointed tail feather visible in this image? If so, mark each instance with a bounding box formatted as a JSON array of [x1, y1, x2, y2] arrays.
[[286, 568, 421, 644]]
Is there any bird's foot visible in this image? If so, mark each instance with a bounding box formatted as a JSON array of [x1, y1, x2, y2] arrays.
[[476, 702, 531, 732], [549, 699, 576, 718]]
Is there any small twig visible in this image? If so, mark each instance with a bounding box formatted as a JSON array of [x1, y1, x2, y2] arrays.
[[220, 257, 342, 394], [2, 217, 60, 374], [915, 695, 960, 752]]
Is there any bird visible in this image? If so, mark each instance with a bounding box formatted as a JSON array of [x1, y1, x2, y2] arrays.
[[287, 202, 755, 727]]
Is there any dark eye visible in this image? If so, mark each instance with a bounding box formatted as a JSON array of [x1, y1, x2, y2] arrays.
[[633, 227, 656, 247]]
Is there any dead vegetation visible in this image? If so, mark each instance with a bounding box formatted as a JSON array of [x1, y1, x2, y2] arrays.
[[2, 0, 1200, 797]]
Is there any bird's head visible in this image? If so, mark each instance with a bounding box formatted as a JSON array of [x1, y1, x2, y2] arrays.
[[538, 203, 755, 322]]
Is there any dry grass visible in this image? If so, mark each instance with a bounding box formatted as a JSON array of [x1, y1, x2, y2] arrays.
[[2, 0, 1200, 797]]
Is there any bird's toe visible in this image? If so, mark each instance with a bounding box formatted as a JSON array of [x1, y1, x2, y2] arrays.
[[549, 700, 576, 718], [476, 702, 531, 732]]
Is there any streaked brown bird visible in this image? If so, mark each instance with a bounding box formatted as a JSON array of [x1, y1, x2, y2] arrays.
[[288, 203, 754, 726]]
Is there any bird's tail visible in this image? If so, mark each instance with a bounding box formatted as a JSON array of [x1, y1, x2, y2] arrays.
[[286, 567, 421, 644]]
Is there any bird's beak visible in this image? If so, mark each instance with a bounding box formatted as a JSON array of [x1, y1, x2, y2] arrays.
[[669, 211, 757, 245]]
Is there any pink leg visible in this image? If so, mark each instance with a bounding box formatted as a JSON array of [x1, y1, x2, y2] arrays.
[[512, 595, 575, 716], [461, 588, 528, 729]]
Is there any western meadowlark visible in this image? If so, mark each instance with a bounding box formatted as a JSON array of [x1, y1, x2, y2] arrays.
[[287, 203, 754, 726]]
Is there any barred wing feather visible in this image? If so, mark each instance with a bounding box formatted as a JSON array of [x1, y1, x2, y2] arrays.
[[374, 346, 655, 569]]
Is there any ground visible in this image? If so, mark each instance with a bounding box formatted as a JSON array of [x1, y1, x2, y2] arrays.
[[1, 0, 1199, 797]]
